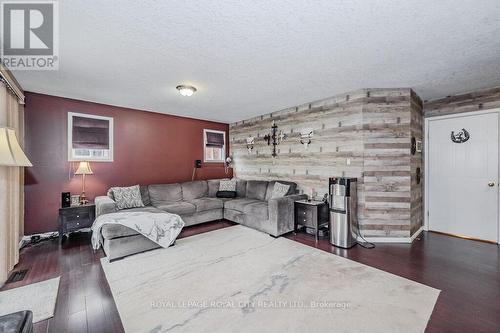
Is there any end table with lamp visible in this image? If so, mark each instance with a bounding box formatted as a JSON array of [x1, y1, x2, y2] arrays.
[[58, 161, 95, 242]]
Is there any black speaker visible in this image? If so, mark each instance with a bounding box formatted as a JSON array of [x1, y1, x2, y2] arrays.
[[61, 192, 71, 208]]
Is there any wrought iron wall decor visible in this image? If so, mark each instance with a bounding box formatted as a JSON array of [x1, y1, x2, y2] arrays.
[[300, 129, 313, 149], [263, 120, 286, 157], [246, 136, 255, 153], [451, 128, 470, 143]]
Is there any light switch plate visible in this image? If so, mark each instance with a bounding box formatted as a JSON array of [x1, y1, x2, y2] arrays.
[[416, 140, 423, 153]]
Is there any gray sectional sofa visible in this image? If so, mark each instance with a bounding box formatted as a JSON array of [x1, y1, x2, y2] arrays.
[[95, 179, 306, 260]]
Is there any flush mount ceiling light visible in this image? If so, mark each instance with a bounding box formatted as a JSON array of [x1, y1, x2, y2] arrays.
[[176, 85, 197, 97]]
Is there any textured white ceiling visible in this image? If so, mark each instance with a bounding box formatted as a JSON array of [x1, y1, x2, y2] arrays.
[[13, 0, 500, 123]]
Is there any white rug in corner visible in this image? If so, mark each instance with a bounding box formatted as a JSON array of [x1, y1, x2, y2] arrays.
[[0, 277, 60, 323], [101, 226, 440, 333]]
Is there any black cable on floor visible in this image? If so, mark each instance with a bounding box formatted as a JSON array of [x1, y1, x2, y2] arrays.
[[20, 233, 58, 249], [356, 219, 375, 249]]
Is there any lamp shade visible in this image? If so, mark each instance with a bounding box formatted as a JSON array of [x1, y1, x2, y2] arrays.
[[0, 127, 32, 166], [75, 161, 93, 175]]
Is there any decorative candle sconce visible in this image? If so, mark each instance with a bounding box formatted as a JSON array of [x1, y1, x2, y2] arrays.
[[300, 129, 313, 149], [246, 136, 255, 153], [263, 120, 286, 158]]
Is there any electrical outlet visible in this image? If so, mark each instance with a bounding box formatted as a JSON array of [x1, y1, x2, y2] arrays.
[[346, 158, 351, 166]]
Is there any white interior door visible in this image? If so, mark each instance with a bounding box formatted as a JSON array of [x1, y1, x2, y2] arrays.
[[428, 112, 499, 243]]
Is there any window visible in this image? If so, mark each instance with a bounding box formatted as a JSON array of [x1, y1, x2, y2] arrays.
[[204, 129, 226, 163], [68, 112, 114, 162]]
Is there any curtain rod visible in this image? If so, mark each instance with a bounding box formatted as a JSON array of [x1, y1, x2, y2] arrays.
[[0, 65, 25, 105]]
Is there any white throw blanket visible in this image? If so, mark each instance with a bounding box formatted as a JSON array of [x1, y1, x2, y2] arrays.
[[91, 211, 185, 250]]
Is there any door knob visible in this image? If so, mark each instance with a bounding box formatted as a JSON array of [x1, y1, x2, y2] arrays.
[[488, 182, 495, 187]]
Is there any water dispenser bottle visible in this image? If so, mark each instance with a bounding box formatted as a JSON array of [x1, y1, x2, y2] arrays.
[[329, 177, 358, 248]]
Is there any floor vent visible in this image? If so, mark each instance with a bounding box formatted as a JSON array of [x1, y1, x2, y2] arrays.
[[5, 269, 28, 284]]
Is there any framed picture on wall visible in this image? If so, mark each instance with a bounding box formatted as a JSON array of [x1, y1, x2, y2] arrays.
[[68, 112, 114, 161]]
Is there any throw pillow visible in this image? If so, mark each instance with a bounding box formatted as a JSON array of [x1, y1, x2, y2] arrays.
[[271, 182, 290, 199], [216, 191, 237, 198], [106, 188, 115, 200], [219, 179, 237, 192], [112, 185, 145, 210]]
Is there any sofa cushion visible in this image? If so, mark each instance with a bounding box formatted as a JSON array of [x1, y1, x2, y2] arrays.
[[188, 198, 224, 212], [148, 183, 182, 205], [224, 198, 260, 212], [157, 202, 196, 215], [139, 185, 151, 206], [122, 206, 165, 214], [101, 224, 139, 239], [181, 181, 208, 200], [236, 179, 247, 198], [207, 179, 221, 197], [246, 180, 269, 200], [219, 179, 236, 191], [99, 206, 165, 238], [243, 201, 269, 220], [271, 182, 290, 198], [112, 185, 144, 210], [265, 181, 297, 200], [107, 185, 151, 206]]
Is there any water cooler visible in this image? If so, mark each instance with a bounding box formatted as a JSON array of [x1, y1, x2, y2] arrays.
[[329, 177, 358, 248]]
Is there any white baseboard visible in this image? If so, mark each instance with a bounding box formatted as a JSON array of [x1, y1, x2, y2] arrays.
[[357, 226, 424, 244], [410, 226, 425, 242]]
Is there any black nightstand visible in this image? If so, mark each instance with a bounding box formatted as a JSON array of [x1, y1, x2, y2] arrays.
[[294, 200, 329, 241], [59, 203, 95, 242]]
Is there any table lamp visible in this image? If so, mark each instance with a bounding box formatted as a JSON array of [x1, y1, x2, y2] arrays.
[[74, 161, 93, 204]]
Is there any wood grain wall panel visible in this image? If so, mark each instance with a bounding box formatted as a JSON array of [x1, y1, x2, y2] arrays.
[[230, 88, 424, 238], [424, 86, 500, 117], [361, 90, 413, 237], [410, 92, 424, 235]]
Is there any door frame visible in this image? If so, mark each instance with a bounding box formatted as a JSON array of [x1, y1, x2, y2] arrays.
[[424, 108, 500, 244]]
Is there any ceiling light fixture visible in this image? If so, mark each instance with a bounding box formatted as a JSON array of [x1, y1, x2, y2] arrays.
[[176, 85, 197, 97]]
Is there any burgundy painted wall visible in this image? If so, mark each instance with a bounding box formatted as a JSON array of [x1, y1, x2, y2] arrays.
[[24, 92, 231, 234]]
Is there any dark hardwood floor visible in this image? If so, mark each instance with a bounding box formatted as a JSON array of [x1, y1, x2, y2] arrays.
[[2, 221, 499, 333]]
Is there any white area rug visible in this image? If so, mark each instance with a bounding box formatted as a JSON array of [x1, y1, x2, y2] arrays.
[[102, 226, 440, 333], [0, 277, 60, 323]]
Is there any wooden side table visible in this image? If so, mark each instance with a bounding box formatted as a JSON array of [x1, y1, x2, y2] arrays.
[[294, 200, 329, 241], [59, 203, 95, 242]]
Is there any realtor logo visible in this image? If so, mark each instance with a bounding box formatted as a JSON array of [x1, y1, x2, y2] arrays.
[[1, 1, 59, 70]]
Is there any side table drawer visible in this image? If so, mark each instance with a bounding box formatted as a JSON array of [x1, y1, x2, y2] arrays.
[[295, 206, 314, 228], [61, 206, 90, 218], [63, 211, 90, 221], [66, 219, 91, 231]]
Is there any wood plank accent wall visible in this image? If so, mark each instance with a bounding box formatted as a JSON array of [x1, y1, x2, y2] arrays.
[[230, 88, 424, 238], [410, 91, 424, 235], [424, 86, 500, 117]]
